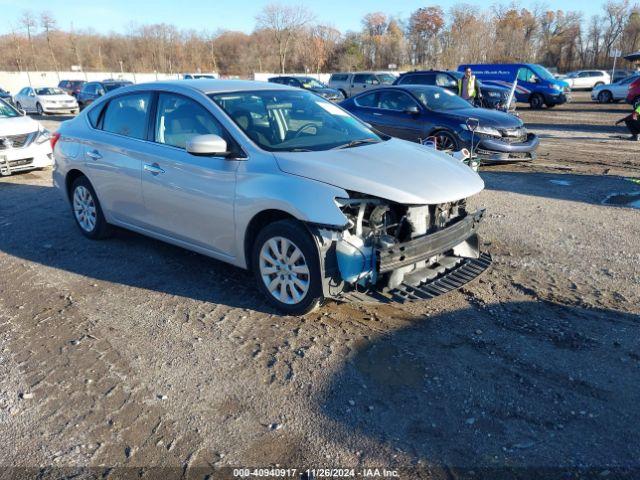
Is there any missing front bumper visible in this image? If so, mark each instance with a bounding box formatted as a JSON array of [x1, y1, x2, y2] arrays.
[[337, 252, 492, 303]]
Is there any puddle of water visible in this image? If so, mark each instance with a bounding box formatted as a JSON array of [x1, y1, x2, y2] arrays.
[[549, 179, 572, 186], [602, 191, 640, 209]]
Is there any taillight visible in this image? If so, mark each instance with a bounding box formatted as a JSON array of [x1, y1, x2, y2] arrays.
[[50, 132, 61, 150]]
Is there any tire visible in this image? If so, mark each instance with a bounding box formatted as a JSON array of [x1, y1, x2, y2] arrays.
[[529, 93, 544, 109], [36, 102, 44, 115], [70, 176, 113, 240], [432, 130, 459, 152], [597, 90, 612, 103], [339, 89, 347, 98], [15, 101, 22, 111], [251, 219, 323, 315]]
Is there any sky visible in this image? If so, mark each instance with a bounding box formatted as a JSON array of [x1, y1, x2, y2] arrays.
[[1, 0, 605, 35]]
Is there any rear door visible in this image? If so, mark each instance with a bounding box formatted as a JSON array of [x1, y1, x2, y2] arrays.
[[82, 91, 151, 225], [139, 92, 239, 257]]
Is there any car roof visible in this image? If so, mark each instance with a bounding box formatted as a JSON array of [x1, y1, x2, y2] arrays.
[[122, 79, 293, 94]]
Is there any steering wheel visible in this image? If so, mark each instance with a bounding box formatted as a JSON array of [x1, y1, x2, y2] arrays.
[[293, 122, 318, 138]]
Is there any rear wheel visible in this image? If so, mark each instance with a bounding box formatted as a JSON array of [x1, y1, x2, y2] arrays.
[[252, 219, 323, 315], [529, 93, 544, 109], [597, 90, 612, 103], [70, 176, 112, 239]]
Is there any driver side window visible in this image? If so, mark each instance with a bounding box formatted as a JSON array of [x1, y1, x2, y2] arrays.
[[376, 91, 418, 111], [155, 93, 225, 149], [517, 68, 536, 83]]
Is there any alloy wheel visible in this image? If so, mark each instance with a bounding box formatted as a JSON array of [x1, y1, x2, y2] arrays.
[[259, 236, 310, 305], [73, 185, 97, 232], [435, 132, 457, 152]]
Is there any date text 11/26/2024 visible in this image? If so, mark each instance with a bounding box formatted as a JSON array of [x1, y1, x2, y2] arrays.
[[233, 468, 400, 478]]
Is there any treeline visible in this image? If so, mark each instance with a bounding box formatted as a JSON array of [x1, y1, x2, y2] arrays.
[[2, 1, 640, 76]]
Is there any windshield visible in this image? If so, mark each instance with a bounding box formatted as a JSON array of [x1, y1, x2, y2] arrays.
[[413, 87, 472, 111], [377, 74, 396, 85], [532, 65, 556, 81], [0, 99, 19, 118], [35, 87, 64, 96], [210, 90, 383, 152], [301, 78, 325, 89]]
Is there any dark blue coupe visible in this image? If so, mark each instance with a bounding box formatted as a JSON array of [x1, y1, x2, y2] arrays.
[[340, 85, 539, 162]]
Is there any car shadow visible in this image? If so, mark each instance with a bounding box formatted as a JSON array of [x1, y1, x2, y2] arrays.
[[0, 181, 278, 313], [526, 122, 625, 135], [319, 300, 640, 475], [480, 171, 640, 206]]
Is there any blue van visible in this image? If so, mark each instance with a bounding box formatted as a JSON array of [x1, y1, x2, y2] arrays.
[[458, 63, 570, 109]]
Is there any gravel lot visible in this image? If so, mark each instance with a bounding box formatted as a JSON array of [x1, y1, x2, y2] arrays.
[[1, 92, 639, 479]]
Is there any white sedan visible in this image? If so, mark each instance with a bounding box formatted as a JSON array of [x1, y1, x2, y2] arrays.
[[0, 99, 53, 175], [14, 86, 78, 115], [592, 75, 640, 103]]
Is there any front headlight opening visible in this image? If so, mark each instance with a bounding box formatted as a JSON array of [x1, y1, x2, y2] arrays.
[[35, 129, 51, 144]]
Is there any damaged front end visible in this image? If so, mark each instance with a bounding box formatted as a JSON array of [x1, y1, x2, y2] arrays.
[[313, 193, 491, 303]]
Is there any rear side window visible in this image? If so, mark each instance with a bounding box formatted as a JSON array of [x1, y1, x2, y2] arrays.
[[102, 92, 151, 139], [87, 103, 105, 128], [353, 74, 376, 84]]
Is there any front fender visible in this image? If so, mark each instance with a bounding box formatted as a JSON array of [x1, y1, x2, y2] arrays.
[[234, 171, 349, 268]]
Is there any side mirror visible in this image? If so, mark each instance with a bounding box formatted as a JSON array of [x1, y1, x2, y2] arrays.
[[405, 105, 420, 115], [186, 134, 230, 157]]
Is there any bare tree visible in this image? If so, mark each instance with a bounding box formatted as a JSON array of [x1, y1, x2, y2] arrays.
[[20, 10, 38, 70], [41, 11, 60, 78], [256, 3, 314, 73]]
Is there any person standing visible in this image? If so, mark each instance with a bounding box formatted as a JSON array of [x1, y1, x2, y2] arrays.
[[615, 102, 640, 141], [458, 68, 482, 105]]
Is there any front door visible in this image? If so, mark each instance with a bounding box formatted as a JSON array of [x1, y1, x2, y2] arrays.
[[140, 92, 239, 258], [367, 90, 425, 142]]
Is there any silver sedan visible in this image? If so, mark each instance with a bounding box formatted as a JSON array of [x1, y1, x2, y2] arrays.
[[53, 80, 489, 314]]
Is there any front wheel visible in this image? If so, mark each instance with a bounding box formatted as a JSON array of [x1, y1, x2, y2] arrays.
[[529, 94, 544, 109], [252, 219, 323, 315], [433, 130, 459, 152], [71, 176, 113, 239], [36, 103, 44, 115], [598, 90, 612, 103]]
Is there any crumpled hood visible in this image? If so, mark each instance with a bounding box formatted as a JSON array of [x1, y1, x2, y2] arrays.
[[449, 107, 523, 128], [273, 138, 484, 205], [0, 115, 40, 136]]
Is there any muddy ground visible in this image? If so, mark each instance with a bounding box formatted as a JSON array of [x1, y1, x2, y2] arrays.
[[0, 92, 639, 479]]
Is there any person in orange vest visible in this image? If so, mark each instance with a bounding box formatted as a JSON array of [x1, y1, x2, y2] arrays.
[[458, 68, 482, 106]]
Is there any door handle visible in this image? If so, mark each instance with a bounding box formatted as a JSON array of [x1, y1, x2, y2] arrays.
[[144, 163, 165, 175], [86, 149, 102, 160]]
